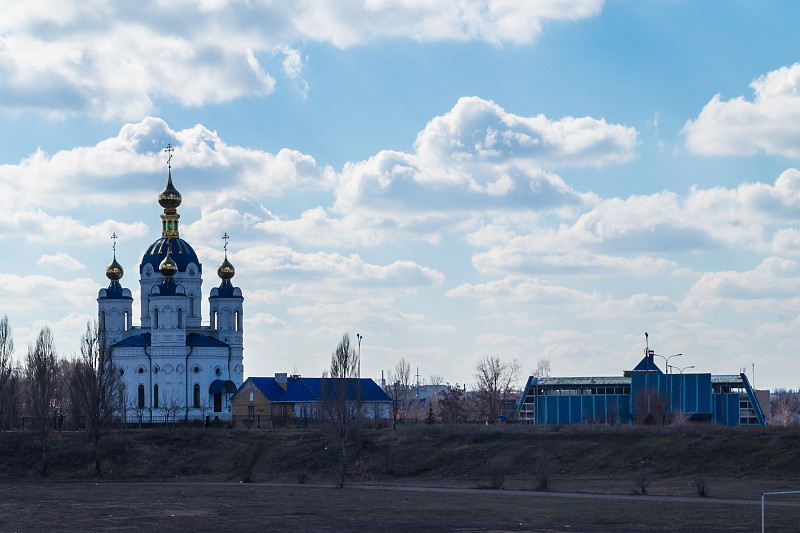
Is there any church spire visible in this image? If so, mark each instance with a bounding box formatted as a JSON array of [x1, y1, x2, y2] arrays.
[[158, 144, 182, 238]]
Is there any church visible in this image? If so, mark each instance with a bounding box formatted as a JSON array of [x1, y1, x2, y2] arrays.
[[97, 150, 244, 421]]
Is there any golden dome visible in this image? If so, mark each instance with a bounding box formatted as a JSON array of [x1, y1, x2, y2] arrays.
[[159, 248, 178, 278], [217, 255, 235, 280], [106, 256, 124, 281], [158, 171, 182, 209]]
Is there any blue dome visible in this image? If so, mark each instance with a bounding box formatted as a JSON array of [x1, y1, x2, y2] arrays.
[[139, 237, 202, 275]]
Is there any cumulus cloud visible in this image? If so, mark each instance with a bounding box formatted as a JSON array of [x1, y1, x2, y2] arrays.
[[36, 252, 85, 270], [683, 257, 800, 314], [464, 168, 800, 278], [0, 1, 602, 119], [0, 117, 335, 211], [683, 63, 800, 158], [334, 97, 634, 214]]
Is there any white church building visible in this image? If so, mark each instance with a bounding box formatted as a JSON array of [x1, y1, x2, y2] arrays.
[[98, 156, 243, 421]]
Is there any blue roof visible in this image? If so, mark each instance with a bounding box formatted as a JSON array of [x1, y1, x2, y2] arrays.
[[187, 332, 228, 347], [209, 279, 240, 299], [112, 332, 228, 348], [151, 277, 183, 296], [245, 376, 390, 403], [140, 237, 202, 275], [209, 379, 237, 394], [98, 281, 133, 300], [631, 354, 663, 374], [113, 332, 151, 347], [298, 377, 391, 402]]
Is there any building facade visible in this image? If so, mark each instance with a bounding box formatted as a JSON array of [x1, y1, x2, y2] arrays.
[[231, 373, 391, 426], [98, 163, 243, 421], [517, 349, 768, 426]]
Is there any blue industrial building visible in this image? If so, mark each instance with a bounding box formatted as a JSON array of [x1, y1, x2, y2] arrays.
[[517, 348, 767, 426]]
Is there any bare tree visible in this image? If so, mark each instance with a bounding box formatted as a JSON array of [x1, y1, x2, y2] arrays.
[[438, 384, 466, 424], [633, 387, 670, 426], [533, 358, 551, 378], [2, 364, 22, 431], [385, 358, 410, 429], [160, 390, 182, 428], [72, 321, 123, 475], [24, 326, 60, 475], [0, 315, 14, 430], [320, 333, 362, 488], [128, 392, 145, 429], [475, 355, 520, 423], [427, 374, 444, 386]]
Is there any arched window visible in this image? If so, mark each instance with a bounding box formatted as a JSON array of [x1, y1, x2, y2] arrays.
[[177, 308, 183, 329], [235, 310, 241, 332], [211, 310, 217, 330], [153, 308, 159, 329], [137, 384, 145, 408], [100, 311, 106, 330], [189, 294, 195, 317], [124, 310, 129, 332], [193, 384, 200, 408], [153, 384, 159, 408]]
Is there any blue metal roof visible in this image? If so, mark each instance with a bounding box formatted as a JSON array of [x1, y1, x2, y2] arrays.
[[245, 376, 390, 403], [209, 279, 239, 299], [113, 332, 151, 347], [301, 377, 391, 403], [112, 332, 228, 348], [98, 281, 133, 300], [209, 379, 237, 394], [140, 237, 202, 274], [186, 332, 228, 347], [631, 354, 664, 374]]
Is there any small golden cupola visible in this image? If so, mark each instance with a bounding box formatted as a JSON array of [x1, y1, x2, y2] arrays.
[[218, 232, 235, 281], [159, 247, 179, 278], [106, 232, 124, 283], [159, 144, 182, 238], [106, 256, 124, 282]]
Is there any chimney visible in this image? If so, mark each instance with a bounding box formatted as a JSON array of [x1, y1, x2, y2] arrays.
[[275, 372, 288, 391]]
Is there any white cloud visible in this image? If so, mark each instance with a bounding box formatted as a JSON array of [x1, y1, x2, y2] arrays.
[[465, 168, 800, 278], [36, 252, 86, 270], [0, 117, 335, 211], [683, 63, 800, 158], [0, 1, 603, 119], [682, 257, 800, 314]]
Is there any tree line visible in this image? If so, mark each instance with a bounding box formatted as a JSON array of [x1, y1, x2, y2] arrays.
[[0, 314, 122, 476]]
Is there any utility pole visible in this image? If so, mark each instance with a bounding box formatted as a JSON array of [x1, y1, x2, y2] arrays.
[[416, 367, 420, 399], [356, 333, 362, 379]]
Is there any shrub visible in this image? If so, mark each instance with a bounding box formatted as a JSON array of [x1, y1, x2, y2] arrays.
[[233, 442, 262, 483], [533, 447, 553, 492], [635, 460, 651, 495], [486, 455, 511, 489], [693, 476, 707, 497]]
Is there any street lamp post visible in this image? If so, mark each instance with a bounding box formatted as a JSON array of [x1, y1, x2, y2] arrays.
[[670, 364, 695, 413], [654, 353, 682, 375]]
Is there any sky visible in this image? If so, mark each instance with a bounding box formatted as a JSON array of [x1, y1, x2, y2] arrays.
[[1, 0, 799, 391]]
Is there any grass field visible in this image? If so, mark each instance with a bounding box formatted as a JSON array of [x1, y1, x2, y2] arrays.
[[0, 424, 797, 530], [1, 482, 798, 532]]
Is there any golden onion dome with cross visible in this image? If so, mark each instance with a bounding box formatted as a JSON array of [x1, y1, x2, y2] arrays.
[[217, 255, 235, 281], [106, 256, 124, 281], [158, 171, 182, 210]]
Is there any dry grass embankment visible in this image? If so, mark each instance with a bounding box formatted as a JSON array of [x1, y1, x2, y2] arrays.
[[0, 423, 797, 500]]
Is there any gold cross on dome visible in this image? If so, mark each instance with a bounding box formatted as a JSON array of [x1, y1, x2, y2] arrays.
[[111, 232, 118, 253], [165, 143, 174, 169], [222, 232, 230, 252]]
